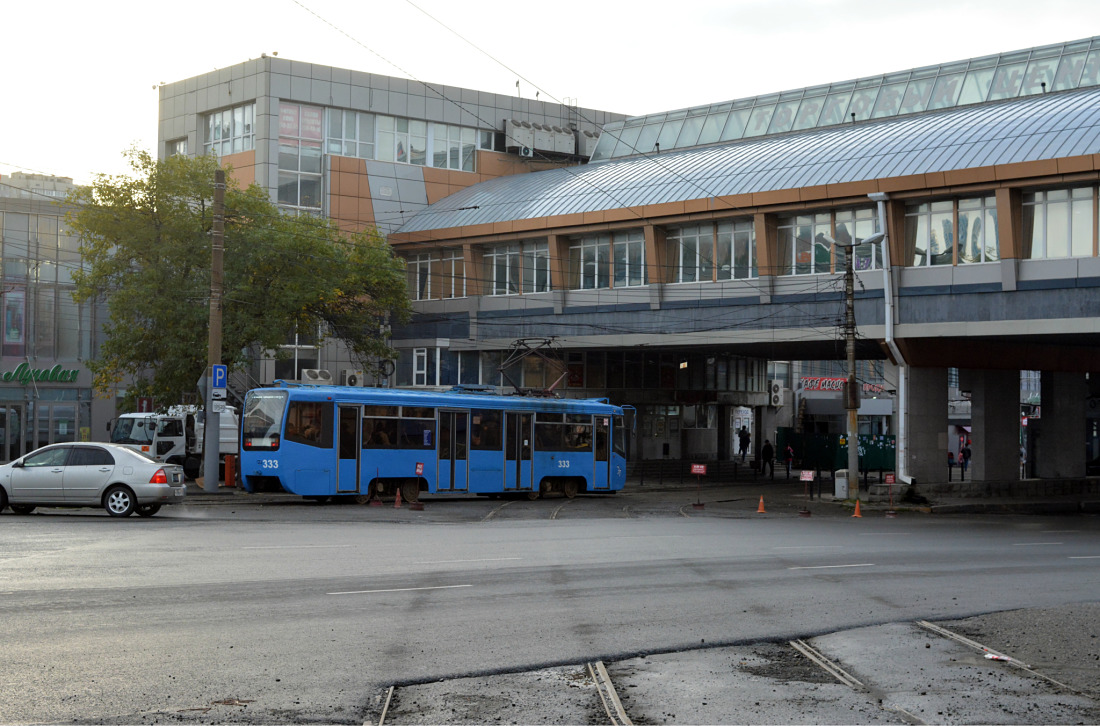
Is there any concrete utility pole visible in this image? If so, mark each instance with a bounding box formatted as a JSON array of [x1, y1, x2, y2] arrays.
[[837, 231, 885, 500], [203, 169, 225, 493], [843, 243, 860, 497]]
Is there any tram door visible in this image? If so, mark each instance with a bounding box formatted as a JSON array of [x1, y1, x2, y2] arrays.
[[592, 415, 611, 489], [437, 410, 468, 491], [504, 412, 533, 492], [336, 405, 360, 494]]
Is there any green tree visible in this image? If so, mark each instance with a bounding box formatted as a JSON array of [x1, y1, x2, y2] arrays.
[[67, 149, 410, 408]]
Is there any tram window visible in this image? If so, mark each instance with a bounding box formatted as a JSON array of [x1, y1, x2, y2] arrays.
[[399, 418, 436, 449], [595, 417, 610, 459], [470, 409, 502, 450], [286, 401, 334, 448], [401, 406, 435, 419], [613, 415, 627, 457], [535, 421, 565, 450], [362, 417, 398, 448], [364, 405, 399, 417], [565, 422, 592, 450]]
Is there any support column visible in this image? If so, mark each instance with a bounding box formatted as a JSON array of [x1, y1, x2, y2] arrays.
[[966, 369, 1020, 482], [906, 367, 948, 484], [1037, 371, 1087, 478]]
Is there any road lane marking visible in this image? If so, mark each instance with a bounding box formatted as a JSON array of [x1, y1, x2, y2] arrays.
[[1012, 542, 1064, 546], [1069, 555, 1100, 559], [773, 545, 843, 550], [329, 584, 472, 596], [858, 532, 912, 536], [243, 544, 354, 550], [416, 557, 521, 565], [788, 563, 875, 570]]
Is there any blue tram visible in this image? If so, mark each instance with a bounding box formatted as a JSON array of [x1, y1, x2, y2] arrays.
[[239, 382, 629, 501]]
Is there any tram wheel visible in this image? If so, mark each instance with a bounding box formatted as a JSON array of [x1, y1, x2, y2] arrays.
[[526, 490, 539, 501], [400, 479, 420, 504], [563, 480, 579, 499]]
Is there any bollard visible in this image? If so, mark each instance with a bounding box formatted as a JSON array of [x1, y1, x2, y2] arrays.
[[222, 454, 236, 488]]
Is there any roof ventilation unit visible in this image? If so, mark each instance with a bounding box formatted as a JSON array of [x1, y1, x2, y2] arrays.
[[301, 368, 333, 384]]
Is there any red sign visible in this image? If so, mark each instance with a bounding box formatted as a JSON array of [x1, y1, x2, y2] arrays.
[[691, 464, 706, 475], [801, 377, 885, 394], [885, 473, 896, 484], [415, 462, 424, 476], [137, 397, 154, 413], [799, 470, 815, 481]]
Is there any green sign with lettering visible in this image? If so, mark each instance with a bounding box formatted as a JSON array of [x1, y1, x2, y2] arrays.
[[1, 363, 80, 385]]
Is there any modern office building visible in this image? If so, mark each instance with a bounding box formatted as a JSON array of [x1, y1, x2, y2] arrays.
[[0, 173, 105, 461], [159, 38, 1100, 485]]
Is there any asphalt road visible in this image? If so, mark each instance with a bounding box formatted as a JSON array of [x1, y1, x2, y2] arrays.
[[1, 492, 1097, 724]]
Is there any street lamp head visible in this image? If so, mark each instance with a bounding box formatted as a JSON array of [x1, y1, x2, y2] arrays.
[[863, 231, 886, 246]]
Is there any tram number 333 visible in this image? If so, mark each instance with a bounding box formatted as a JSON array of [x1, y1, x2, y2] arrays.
[[557, 460, 571, 468], [261, 459, 280, 469]]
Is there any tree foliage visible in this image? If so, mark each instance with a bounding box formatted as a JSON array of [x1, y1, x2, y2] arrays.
[[67, 149, 410, 408]]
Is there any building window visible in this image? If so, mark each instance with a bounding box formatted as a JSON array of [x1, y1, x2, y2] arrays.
[[569, 235, 611, 290], [835, 207, 882, 270], [165, 138, 188, 157], [612, 230, 647, 287], [433, 124, 477, 171], [904, 197, 1000, 266], [441, 248, 465, 299], [325, 109, 375, 159], [485, 240, 548, 295], [413, 348, 430, 386], [407, 253, 433, 301], [1022, 187, 1095, 259], [666, 224, 713, 283], [278, 102, 324, 211], [957, 196, 999, 263], [204, 104, 255, 157], [485, 243, 520, 295], [904, 201, 955, 266], [716, 220, 755, 279], [522, 241, 550, 293], [777, 213, 832, 275]]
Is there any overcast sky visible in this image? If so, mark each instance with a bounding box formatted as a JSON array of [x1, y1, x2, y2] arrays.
[[3, 0, 1098, 185]]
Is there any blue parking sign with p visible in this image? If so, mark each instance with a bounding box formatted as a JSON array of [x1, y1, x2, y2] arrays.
[[212, 364, 227, 389]]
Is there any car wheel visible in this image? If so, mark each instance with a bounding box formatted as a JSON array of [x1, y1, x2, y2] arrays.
[[0, 487, 6, 513], [135, 504, 161, 517], [11, 504, 36, 515], [103, 486, 136, 517]]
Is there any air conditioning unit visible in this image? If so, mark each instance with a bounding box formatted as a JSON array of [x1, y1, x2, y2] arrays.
[[519, 146, 534, 158], [769, 379, 785, 407], [341, 369, 365, 387], [300, 368, 333, 384]]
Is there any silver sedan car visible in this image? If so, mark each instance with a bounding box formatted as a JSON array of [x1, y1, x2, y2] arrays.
[[0, 442, 186, 517]]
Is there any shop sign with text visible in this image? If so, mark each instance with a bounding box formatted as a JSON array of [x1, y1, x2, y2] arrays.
[[2, 363, 80, 385]]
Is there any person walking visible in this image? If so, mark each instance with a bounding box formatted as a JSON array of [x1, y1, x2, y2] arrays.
[[738, 427, 751, 463], [760, 439, 775, 478], [961, 440, 972, 476]]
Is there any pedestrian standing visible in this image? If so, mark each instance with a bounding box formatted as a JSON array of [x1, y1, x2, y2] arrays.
[[961, 440, 972, 475], [761, 439, 775, 478]]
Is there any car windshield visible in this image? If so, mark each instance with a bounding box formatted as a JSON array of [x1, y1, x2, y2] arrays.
[[110, 417, 156, 445]]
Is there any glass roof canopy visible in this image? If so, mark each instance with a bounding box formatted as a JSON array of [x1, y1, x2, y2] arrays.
[[590, 36, 1100, 163]]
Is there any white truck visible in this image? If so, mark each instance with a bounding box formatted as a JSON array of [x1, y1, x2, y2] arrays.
[[108, 406, 239, 480]]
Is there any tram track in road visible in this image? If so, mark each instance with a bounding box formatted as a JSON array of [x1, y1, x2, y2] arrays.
[[366, 614, 1100, 725]]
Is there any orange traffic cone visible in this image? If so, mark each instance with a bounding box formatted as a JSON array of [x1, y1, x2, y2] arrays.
[[394, 488, 403, 508], [757, 495, 766, 513], [852, 499, 862, 518]]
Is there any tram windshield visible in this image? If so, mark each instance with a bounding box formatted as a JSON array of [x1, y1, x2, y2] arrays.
[[242, 390, 288, 451]]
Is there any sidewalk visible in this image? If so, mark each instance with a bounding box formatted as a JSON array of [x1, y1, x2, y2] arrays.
[[182, 471, 1100, 515]]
